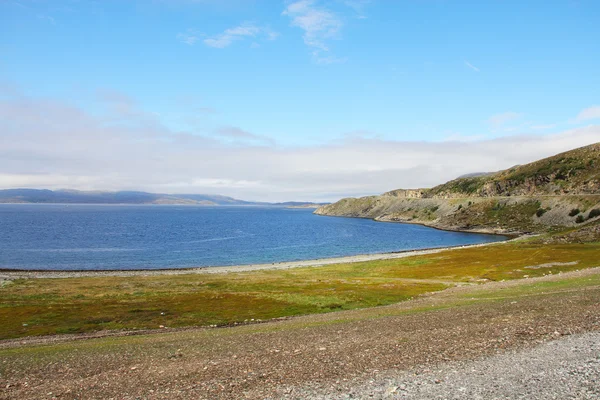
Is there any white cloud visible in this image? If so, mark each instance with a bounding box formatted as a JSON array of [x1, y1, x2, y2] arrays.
[[283, 0, 343, 53], [464, 60, 480, 72], [1, 89, 599, 202], [202, 23, 277, 48], [575, 105, 600, 123]]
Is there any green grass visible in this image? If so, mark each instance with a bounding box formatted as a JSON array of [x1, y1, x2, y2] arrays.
[[1, 241, 599, 339]]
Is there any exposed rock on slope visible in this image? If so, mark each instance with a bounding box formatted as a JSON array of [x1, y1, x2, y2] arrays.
[[316, 143, 600, 236]]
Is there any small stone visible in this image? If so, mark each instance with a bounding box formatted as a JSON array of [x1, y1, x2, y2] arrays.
[[385, 386, 398, 395]]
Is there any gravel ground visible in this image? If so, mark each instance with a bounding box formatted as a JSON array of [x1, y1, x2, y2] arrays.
[[1, 268, 598, 400], [284, 331, 600, 399]]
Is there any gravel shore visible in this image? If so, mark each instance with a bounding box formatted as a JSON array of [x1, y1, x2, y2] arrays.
[[286, 331, 600, 399], [0, 238, 516, 280]]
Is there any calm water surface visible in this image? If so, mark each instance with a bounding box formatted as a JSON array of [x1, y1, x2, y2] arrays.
[[0, 204, 506, 270]]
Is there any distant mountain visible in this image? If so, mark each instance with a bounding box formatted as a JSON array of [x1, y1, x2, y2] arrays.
[[0, 189, 209, 205], [0, 189, 324, 207]]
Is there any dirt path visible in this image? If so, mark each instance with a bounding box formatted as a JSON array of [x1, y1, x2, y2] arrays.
[[1, 268, 599, 399]]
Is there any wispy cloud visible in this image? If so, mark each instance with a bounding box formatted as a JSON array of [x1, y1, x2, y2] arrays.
[[314, 54, 347, 65], [215, 126, 275, 146], [177, 29, 200, 45], [488, 111, 523, 129], [464, 60, 480, 72], [202, 23, 278, 48], [283, 0, 343, 58], [574, 105, 600, 123], [196, 107, 217, 115], [342, 0, 371, 18], [37, 14, 56, 25], [530, 124, 557, 131]]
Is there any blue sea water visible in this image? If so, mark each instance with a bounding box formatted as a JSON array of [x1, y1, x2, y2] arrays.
[[0, 204, 507, 270]]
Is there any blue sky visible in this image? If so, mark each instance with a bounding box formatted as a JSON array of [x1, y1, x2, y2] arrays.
[[1, 0, 599, 201]]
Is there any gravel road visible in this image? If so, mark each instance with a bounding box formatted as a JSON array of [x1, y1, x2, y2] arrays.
[[286, 331, 600, 399]]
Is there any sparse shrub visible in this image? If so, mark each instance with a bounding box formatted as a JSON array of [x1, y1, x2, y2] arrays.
[[431, 206, 439, 212], [535, 208, 547, 218], [569, 208, 580, 217], [575, 215, 585, 224], [468, 201, 472, 206], [589, 208, 600, 219], [457, 204, 463, 210], [412, 214, 418, 219]]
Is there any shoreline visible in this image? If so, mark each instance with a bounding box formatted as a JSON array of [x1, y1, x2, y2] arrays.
[[316, 210, 523, 237], [0, 237, 522, 279]]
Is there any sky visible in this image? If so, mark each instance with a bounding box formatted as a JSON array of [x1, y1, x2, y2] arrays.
[[1, 0, 599, 202]]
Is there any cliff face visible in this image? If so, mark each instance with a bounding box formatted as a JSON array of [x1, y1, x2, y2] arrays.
[[315, 143, 600, 236]]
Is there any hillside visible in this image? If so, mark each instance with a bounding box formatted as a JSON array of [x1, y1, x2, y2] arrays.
[[426, 142, 600, 198], [316, 143, 600, 236]]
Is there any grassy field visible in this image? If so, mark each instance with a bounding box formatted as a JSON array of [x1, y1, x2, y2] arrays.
[[1, 240, 599, 340]]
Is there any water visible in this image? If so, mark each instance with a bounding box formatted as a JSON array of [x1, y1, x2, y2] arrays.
[[0, 204, 506, 270]]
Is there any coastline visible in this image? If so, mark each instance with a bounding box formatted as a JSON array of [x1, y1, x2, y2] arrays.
[[0, 236, 521, 279], [316, 210, 523, 237]]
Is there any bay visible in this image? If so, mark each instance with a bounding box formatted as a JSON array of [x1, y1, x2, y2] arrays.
[[0, 204, 506, 270]]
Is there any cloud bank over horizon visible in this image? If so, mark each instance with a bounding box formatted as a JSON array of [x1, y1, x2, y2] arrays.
[[1, 88, 599, 203]]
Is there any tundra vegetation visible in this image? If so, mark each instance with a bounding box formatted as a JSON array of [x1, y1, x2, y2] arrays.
[[1, 237, 599, 340]]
